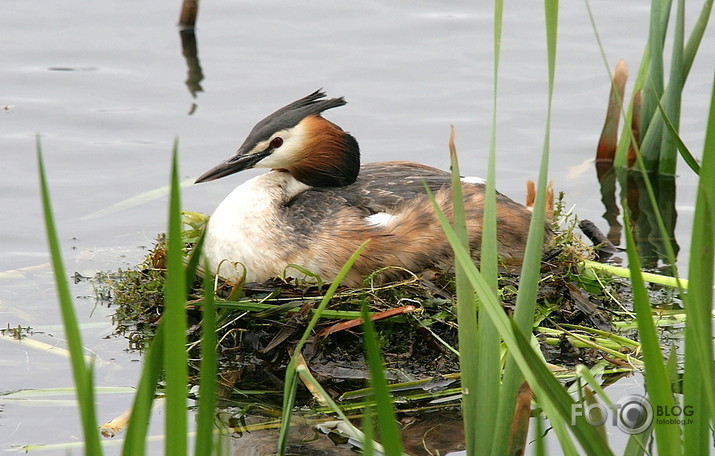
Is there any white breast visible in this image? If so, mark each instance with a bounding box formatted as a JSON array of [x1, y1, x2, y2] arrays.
[[202, 171, 310, 282]]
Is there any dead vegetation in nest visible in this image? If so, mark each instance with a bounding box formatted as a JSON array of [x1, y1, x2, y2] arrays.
[[93, 196, 647, 410]]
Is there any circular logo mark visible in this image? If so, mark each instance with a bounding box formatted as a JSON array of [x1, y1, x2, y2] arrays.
[[616, 394, 653, 434]]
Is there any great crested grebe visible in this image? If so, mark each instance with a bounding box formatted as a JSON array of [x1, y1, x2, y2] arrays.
[[195, 90, 549, 286]]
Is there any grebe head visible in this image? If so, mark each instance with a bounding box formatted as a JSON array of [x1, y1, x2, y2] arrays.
[[195, 90, 361, 187]]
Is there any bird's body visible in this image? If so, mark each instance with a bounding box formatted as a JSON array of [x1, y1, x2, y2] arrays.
[[196, 91, 549, 286]]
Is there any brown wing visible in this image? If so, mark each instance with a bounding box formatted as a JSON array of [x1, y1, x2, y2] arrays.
[[281, 162, 458, 235]]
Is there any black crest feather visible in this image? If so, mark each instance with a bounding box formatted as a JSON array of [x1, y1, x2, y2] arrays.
[[240, 90, 346, 149]]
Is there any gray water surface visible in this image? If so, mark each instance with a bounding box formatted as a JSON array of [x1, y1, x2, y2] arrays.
[[1, 1, 713, 453]]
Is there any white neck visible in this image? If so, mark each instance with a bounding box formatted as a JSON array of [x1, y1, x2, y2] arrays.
[[202, 171, 310, 281]]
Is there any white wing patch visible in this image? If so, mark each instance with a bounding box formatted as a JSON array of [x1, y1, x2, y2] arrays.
[[365, 212, 395, 227], [461, 176, 486, 185]]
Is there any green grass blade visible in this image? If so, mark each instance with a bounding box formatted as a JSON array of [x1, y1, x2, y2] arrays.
[[474, 1, 503, 453], [185, 229, 207, 292], [612, 89, 683, 278], [426, 189, 611, 455], [492, 1, 557, 452], [582, 260, 689, 289], [657, 0, 685, 175], [655, 94, 700, 175], [276, 241, 369, 455], [276, 374, 299, 456], [573, 365, 611, 406], [294, 365, 388, 454], [509, 307, 612, 454], [682, 0, 713, 78], [362, 406, 375, 456], [622, 211, 681, 454], [122, 322, 165, 456], [446, 130, 480, 456], [36, 136, 103, 456], [639, 0, 713, 172], [640, 0, 669, 168], [616, 153, 682, 281], [285, 241, 368, 357], [682, 71, 715, 453], [623, 429, 652, 456], [582, 388, 608, 444], [164, 138, 188, 456], [360, 298, 403, 456], [194, 263, 218, 456], [533, 411, 547, 456]]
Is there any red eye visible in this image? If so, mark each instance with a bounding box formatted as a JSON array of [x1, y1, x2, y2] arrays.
[[270, 137, 283, 148]]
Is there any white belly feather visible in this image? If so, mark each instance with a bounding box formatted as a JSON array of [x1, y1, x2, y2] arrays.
[[202, 171, 310, 282]]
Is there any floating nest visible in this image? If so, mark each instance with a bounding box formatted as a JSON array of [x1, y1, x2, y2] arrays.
[[95, 198, 647, 416]]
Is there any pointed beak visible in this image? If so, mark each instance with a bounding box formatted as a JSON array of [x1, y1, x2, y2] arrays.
[[194, 148, 272, 184]]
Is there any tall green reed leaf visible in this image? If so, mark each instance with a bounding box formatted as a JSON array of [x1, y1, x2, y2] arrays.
[[446, 130, 480, 455], [122, 322, 164, 456], [491, 1, 558, 453], [360, 298, 403, 456], [582, 259, 689, 289], [362, 406, 376, 456], [657, 0, 685, 174], [682, 71, 715, 454], [194, 263, 218, 455], [623, 186, 686, 451], [588, 0, 711, 171], [425, 195, 612, 454], [37, 136, 103, 456], [640, 0, 713, 173], [185, 230, 207, 293], [474, 1, 503, 453], [655, 96, 700, 174], [622, 211, 681, 454], [587, 0, 683, 277], [533, 411, 547, 456], [682, 1, 713, 77], [164, 138, 189, 456], [640, 0, 668, 168], [277, 242, 369, 455], [295, 365, 387, 454]]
